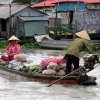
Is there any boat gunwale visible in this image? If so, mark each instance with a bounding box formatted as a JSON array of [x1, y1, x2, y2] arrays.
[[0, 65, 79, 80]]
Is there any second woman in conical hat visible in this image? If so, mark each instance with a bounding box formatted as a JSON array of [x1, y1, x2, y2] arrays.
[[64, 30, 93, 74], [1, 35, 21, 61]]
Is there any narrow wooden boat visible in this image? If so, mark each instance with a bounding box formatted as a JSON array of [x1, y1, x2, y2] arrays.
[[0, 65, 96, 85], [38, 39, 72, 49], [37, 39, 100, 49]]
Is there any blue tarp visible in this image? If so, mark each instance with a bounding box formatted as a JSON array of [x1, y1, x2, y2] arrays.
[[56, 2, 86, 11]]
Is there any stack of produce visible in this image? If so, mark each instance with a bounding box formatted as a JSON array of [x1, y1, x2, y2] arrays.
[[0, 56, 66, 76], [10, 57, 66, 76], [13, 62, 42, 75], [42, 61, 66, 76], [39, 57, 66, 76], [39, 57, 66, 69]]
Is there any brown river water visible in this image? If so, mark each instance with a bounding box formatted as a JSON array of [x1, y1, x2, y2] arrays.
[[0, 49, 100, 100]]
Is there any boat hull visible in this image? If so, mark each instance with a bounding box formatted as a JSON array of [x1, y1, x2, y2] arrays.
[[0, 66, 97, 85], [0, 66, 78, 84]]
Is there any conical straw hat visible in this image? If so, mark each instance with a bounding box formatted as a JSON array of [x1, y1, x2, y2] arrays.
[[76, 30, 90, 40], [8, 35, 20, 41]]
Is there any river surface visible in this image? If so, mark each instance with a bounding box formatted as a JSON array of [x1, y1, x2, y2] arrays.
[[0, 49, 100, 100]]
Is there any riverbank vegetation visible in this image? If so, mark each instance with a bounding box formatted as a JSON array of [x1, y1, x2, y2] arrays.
[[0, 40, 100, 51], [64, 44, 100, 51], [0, 40, 40, 49]]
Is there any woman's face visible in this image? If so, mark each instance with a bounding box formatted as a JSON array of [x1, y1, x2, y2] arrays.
[[10, 40, 16, 45]]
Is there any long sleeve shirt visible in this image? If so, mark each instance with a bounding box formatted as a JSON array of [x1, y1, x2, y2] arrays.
[[66, 38, 93, 58], [6, 43, 21, 57]]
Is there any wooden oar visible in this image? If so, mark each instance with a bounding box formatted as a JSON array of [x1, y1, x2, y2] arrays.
[[46, 67, 84, 87]]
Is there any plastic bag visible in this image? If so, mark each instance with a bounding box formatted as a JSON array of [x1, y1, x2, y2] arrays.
[[47, 62, 60, 72], [39, 58, 51, 70], [8, 60, 21, 68], [14, 54, 27, 62], [51, 57, 66, 65], [42, 69, 57, 75]]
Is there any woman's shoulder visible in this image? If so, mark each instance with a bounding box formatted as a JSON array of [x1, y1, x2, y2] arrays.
[[74, 38, 83, 41], [81, 38, 89, 44]]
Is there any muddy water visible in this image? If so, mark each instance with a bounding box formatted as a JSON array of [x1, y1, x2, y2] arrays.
[[0, 49, 100, 100]]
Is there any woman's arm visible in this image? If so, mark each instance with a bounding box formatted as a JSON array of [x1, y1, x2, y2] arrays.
[[14, 44, 21, 55], [84, 40, 94, 54]]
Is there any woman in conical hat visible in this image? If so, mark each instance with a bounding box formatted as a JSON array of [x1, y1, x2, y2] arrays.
[[1, 35, 21, 61], [64, 30, 93, 74]]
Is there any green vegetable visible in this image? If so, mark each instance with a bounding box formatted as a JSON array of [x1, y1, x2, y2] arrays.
[[19, 68, 23, 71], [29, 66, 39, 71], [23, 68, 28, 72]]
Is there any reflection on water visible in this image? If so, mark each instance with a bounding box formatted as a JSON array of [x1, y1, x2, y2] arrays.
[[0, 49, 100, 100], [0, 77, 100, 100]]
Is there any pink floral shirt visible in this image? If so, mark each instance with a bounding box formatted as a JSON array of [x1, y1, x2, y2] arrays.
[[6, 43, 21, 57]]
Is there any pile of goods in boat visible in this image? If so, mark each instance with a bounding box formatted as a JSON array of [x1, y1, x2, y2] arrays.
[[83, 54, 99, 70], [10, 56, 66, 76], [0, 56, 66, 76], [39, 57, 66, 76], [0, 54, 99, 77], [42, 62, 66, 76], [14, 62, 42, 75]]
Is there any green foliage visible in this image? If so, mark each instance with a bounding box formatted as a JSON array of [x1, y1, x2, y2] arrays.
[[21, 42, 40, 49], [64, 44, 100, 52], [64, 47, 68, 51], [0, 40, 100, 51], [49, 24, 73, 34], [84, 44, 100, 51], [91, 44, 100, 51], [0, 40, 40, 49], [65, 24, 73, 30], [0, 40, 7, 48]]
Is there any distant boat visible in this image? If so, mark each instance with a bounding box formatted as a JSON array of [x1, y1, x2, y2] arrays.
[[52, 26, 100, 40], [89, 33, 100, 39], [36, 38, 100, 49], [37, 39, 72, 49]]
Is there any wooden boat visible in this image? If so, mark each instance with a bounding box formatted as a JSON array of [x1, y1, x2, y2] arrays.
[[0, 54, 98, 85], [37, 39, 72, 49], [37, 39, 100, 49], [57, 26, 100, 40], [89, 33, 100, 39], [0, 65, 96, 85]]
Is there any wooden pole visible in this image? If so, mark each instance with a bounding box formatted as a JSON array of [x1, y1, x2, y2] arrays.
[[9, 3, 12, 38], [54, 7, 57, 39], [43, 0, 46, 13], [73, 0, 80, 39], [47, 67, 85, 87]]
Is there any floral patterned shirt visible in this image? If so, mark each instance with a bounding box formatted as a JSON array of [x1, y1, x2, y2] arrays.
[[6, 43, 21, 57]]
